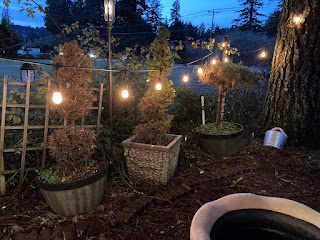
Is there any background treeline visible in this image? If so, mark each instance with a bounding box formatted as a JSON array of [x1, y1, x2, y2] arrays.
[[2, 0, 282, 65]]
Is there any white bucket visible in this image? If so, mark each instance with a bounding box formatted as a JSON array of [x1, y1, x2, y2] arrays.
[[263, 127, 288, 150]]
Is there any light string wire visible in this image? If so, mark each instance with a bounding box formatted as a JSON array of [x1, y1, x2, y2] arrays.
[[0, 44, 266, 74]]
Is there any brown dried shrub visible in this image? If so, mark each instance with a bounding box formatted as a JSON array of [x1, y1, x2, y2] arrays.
[[48, 128, 96, 175]]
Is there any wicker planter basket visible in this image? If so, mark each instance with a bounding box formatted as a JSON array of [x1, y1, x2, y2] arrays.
[[121, 134, 182, 185]]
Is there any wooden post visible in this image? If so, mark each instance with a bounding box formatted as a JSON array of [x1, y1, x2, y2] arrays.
[[41, 79, 51, 168], [19, 75, 31, 186], [0, 75, 8, 195], [96, 83, 104, 138]]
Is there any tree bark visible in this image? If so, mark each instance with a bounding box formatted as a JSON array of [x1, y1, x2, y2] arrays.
[[261, 0, 320, 147]]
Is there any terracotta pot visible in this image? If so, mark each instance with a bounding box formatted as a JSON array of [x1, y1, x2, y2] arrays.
[[197, 123, 243, 157], [121, 134, 182, 185], [190, 193, 320, 240], [38, 164, 108, 216]]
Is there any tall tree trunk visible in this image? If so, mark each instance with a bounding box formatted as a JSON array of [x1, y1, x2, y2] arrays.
[[261, 0, 320, 148]]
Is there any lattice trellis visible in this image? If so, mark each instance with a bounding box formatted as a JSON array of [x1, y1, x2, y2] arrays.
[[0, 75, 104, 195]]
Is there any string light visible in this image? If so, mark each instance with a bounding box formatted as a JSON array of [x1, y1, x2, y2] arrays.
[[156, 83, 162, 91], [197, 67, 203, 74], [224, 57, 229, 63], [183, 74, 189, 83], [222, 42, 226, 48], [260, 51, 266, 58], [52, 92, 63, 104], [121, 89, 129, 99], [212, 59, 217, 65], [293, 15, 302, 24]]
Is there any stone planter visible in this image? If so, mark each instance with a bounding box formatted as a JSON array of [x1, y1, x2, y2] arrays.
[[38, 164, 108, 216], [121, 134, 182, 185], [197, 123, 243, 157], [190, 193, 320, 240]]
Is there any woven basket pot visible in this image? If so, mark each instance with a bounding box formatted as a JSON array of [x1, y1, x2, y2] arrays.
[[197, 123, 243, 157], [38, 164, 108, 216], [121, 134, 182, 185]]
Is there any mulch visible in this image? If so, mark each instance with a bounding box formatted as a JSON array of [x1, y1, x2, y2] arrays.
[[0, 134, 319, 240]]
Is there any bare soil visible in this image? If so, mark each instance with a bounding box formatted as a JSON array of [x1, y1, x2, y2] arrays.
[[0, 134, 319, 240]]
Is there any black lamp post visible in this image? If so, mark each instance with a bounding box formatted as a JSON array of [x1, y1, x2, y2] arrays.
[[20, 63, 35, 83], [104, 0, 115, 158]]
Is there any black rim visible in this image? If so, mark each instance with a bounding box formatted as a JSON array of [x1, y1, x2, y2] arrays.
[[197, 123, 243, 140], [37, 163, 109, 191]]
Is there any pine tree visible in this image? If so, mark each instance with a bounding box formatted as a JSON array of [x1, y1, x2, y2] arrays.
[[0, 8, 23, 57], [233, 0, 265, 31], [170, 0, 181, 23], [45, 0, 72, 34], [146, 0, 163, 31]]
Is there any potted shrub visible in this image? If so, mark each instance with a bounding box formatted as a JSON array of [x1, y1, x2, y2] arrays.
[[196, 40, 262, 157], [121, 28, 182, 185], [37, 41, 108, 216]]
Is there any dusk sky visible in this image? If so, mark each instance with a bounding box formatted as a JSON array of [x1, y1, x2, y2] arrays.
[[0, 0, 280, 29]]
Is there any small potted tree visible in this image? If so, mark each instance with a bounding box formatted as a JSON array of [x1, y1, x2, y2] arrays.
[[196, 38, 262, 157], [121, 28, 182, 185], [37, 41, 108, 216]]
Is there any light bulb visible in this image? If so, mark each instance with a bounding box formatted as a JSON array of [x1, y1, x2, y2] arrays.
[[183, 75, 189, 83], [212, 59, 217, 65], [293, 16, 302, 24], [222, 42, 226, 47], [156, 83, 162, 91], [90, 53, 97, 58], [224, 57, 229, 63], [260, 51, 266, 58], [197, 67, 203, 74], [52, 92, 63, 104], [121, 89, 129, 99]]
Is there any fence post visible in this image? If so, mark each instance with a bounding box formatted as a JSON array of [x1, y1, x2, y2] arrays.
[[19, 75, 31, 186], [0, 75, 8, 195]]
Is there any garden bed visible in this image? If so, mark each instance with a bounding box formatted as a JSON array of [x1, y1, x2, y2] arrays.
[[0, 132, 319, 239]]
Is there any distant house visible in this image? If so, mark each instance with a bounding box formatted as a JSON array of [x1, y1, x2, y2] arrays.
[[18, 47, 41, 55]]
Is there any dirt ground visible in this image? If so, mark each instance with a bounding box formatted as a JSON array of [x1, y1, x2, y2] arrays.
[[0, 134, 319, 240]]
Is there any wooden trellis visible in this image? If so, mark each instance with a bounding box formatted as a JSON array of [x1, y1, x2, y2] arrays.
[[0, 75, 104, 195]]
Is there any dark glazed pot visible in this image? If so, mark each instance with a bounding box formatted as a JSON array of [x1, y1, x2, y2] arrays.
[[197, 123, 243, 157], [38, 164, 108, 216]]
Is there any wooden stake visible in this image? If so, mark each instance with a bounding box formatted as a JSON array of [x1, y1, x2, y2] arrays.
[[41, 79, 51, 168], [19, 76, 31, 186], [0, 76, 8, 195], [96, 83, 104, 138]]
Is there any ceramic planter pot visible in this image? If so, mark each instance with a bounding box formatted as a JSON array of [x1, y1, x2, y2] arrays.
[[38, 164, 108, 216], [197, 123, 243, 157], [121, 134, 183, 185], [190, 193, 320, 240]]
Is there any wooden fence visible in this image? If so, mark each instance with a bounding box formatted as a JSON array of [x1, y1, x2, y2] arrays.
[[0, 75, 104, 195]]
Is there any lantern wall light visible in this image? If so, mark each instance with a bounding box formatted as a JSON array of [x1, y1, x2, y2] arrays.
[[20, 63, 35, 83]]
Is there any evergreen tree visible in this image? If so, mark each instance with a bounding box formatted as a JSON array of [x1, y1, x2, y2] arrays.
[[45, 0, 72, 34], [170, 0, 181, 23], [233, 0, 265, 31], [0, 9, 23, 57], [114, 0, 154, 47], [264, 9, 281, 36], [82, 0, 104, 27], [146, 0, 163, 31]]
